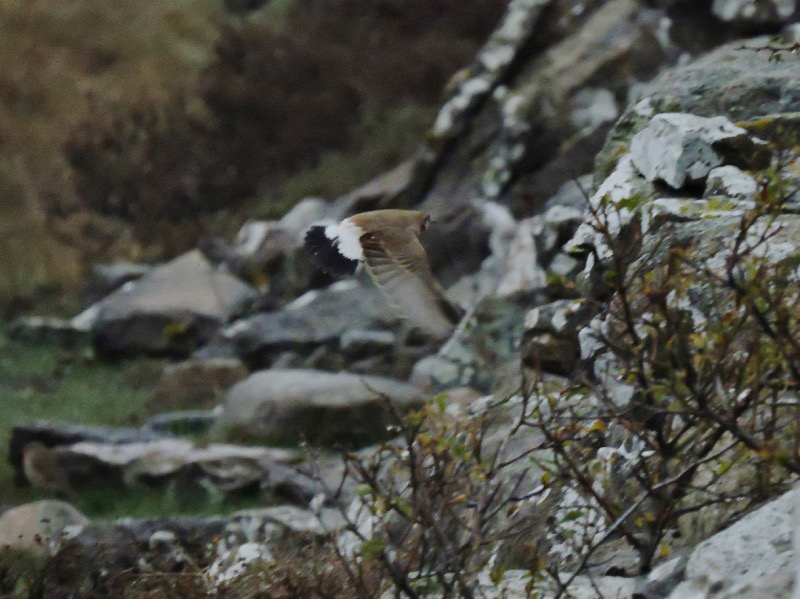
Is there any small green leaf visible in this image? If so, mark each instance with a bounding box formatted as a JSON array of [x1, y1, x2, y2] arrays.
[[360, 538, 385, 558]]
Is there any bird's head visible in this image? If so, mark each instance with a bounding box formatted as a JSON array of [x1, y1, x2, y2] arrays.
[[416, 211, 434, 233]]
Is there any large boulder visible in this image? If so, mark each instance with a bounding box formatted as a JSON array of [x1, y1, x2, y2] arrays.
[[664, 485, 800, 599], [597, 35, 800, 180], [76, 250, 257, 357], [217, 369, 425, 446]]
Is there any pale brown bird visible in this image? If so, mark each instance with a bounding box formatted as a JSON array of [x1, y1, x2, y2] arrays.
[[22, 442, 74, 498], [305, 209, 464, 338]]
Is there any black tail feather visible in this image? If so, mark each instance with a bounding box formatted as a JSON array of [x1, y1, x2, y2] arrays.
[[304, 226, 359, 276]]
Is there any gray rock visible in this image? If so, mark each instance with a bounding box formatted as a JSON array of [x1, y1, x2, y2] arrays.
[[0, 500, 88, 556], [217, 369, 424, 446], [522, 299, 598, 374], [712, 0, 798, 24], [567, 153, 653, 262], [667, 484, 800, 599], [339, 329, 396, 360], [630, 113, 768, 189], [207, 504, 346, 585], [598, 37, 800, 180], [411, 296, 528, 392], [419, 0, 669, 216], [50, 438, 296, 494], [145, 357, 248, 412], [214, 280, 396, 365], [231, 504, 346, 539], [83, 250, 257, 357]]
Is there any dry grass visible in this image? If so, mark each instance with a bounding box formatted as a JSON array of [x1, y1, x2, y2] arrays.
[[0, 0, 221, 297]]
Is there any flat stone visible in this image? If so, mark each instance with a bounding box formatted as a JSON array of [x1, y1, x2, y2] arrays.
[[217, 369, 424, 446], [9, 422, 166, 485], [62, 439, 295, 492]]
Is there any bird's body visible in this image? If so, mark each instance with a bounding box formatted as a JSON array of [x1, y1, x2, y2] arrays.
[[22, 442, 74, 497], [305, 209, 464, 338]]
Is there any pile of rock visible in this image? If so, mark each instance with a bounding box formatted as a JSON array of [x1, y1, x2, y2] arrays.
[[7, 1, 800, 597]]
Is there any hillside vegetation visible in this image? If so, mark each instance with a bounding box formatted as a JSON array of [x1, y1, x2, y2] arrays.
[[0, 0, 508, 302]]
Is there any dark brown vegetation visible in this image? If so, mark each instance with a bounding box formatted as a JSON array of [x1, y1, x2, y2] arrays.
[[0, 0, 508, 301], [0, 0, 510, 298]]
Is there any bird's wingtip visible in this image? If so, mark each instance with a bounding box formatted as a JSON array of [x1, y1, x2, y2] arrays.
[[304, 225, 359, 276]]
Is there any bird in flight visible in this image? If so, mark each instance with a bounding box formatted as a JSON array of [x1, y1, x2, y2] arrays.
[[305, 209, 464, 338]]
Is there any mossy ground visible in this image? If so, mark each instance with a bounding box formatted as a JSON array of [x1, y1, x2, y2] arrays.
[[0, 326, 262, 519]]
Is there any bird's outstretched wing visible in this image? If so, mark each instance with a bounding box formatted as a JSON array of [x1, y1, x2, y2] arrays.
[[305, 225, 360, 276], [360, 231, 462, 338]]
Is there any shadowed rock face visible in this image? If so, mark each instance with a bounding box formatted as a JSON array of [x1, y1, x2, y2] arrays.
[[216, 369, 425, 447]]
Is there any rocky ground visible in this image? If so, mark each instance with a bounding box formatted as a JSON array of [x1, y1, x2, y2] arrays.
[[3, 0, 800, 598]]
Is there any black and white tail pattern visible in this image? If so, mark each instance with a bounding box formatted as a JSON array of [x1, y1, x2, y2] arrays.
[[305, 225, 359, 276]]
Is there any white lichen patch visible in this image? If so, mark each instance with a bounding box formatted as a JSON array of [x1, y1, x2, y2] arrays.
[[432, 76, 493, 136], [207, 542, 273, 585]]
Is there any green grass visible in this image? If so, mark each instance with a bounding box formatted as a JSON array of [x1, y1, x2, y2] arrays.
[[0, 327, 263, 519], [0, 329, 158, 506]]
